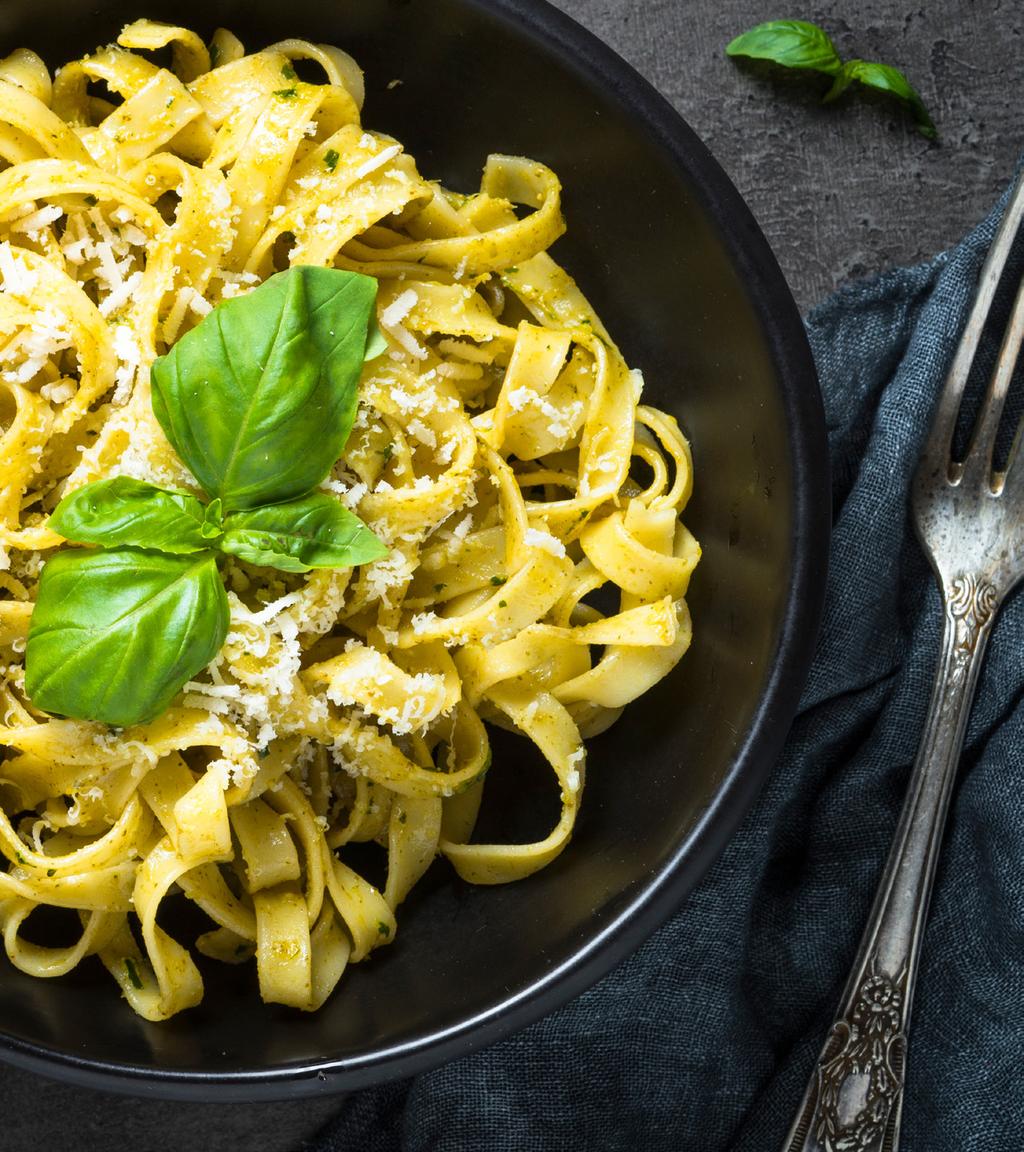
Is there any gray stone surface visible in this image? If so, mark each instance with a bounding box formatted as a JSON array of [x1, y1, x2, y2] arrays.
[[1, 3, 1019, 1151], [550, 0, 1023, 311]]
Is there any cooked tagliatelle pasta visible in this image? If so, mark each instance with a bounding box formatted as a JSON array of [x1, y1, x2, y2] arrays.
[[0, 20, 700, 1019]]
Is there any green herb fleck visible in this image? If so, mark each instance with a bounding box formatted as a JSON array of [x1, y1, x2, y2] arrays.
[[14, 852, 24, 865], [380, 442, 395, 464], [505, 266, 519, 273], [281, 62, 297, 80], [433, 582, 447, 593], [377, 921, 391, 938], [124, 957, 143, 989], [498, 599, 507, 608], [46, 868, 56, 877], [725, 19, 936, 139], [83, 194, 98, 207], [257, 745, 271, 760], [273, 86, 298, 100], [165, 97, 175, 109], [490, 575, 507, 586], [324, 148, 340, 173]]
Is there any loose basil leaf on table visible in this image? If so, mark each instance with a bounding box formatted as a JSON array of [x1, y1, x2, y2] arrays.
[[726, 19, 842, 75], [48, 477, 215, 554], [726, 19, 937, 140], [25, 548, 229, 728], [830, 60, 937, 139], [219, 492, 388, 573], [151, 265, 380, 512]]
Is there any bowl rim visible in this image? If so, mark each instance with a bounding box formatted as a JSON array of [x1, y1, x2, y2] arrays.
[[0, 0, 831, 1100]]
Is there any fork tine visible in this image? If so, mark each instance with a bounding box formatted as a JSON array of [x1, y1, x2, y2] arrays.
[[962, 269, 1024, 488], [922, 168, 1024, 473]]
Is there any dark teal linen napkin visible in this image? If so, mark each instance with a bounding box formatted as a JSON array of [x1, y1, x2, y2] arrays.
[[310, 167, 1024, 1152]]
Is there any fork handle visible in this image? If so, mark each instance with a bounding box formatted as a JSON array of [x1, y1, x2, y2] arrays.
[[781, 571, 1000, 1152]]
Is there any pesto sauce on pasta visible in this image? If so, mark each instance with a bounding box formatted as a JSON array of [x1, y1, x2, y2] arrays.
[[0, 19, 699, 1019]]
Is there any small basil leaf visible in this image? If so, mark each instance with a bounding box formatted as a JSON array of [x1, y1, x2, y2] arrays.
[[48, 477, 209, 554], [841, 59, 937, 139], [151, 265, 380, 512], [726, 20, 842, 75], [219, 492, 387, 573], [25, 548, 229, 728], [365, 315, 387, 362], [202, 497, 224, 540]]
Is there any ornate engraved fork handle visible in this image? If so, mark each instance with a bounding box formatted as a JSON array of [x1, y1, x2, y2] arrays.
[[782, 572, 1000, 1152]]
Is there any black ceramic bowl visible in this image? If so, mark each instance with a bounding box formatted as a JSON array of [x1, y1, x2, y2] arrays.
[[0, 0, 828, 1099]]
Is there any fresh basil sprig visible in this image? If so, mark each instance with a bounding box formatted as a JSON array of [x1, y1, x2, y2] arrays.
[[26, 266, 388, 729], [726, 20, 937, 140]]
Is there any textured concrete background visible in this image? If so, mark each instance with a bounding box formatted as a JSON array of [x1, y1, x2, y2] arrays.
[[552, 0, 1023, 310], [2, 2, 1021, 1150]]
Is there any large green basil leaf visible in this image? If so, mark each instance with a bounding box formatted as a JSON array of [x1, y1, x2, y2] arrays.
[[150, 265, 379, 512], [48, 477, 214, 553], [219, 492, 387, 573], [25, 548, 229, 728], [725, 20, 842, 74]]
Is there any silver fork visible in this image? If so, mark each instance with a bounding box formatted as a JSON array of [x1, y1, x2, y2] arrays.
[[782, 169, 1024, 1152]]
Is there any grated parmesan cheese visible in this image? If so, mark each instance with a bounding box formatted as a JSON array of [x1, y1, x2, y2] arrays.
[[381, 289, 418, 327], [40, 380, 76, 404], [111, 324, 141, 404], [99, 269, 143, 318], [353, 143, 402, 180], [0, 304, 73, 386], [506, 385, 535, 412], [0, 242, 38, 294], [524, 527, 567, 558], [565, 747, 585, 794], [410, 611, 438, 634], [10, 204, 62, 235], [406, 418, 436, 448]]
